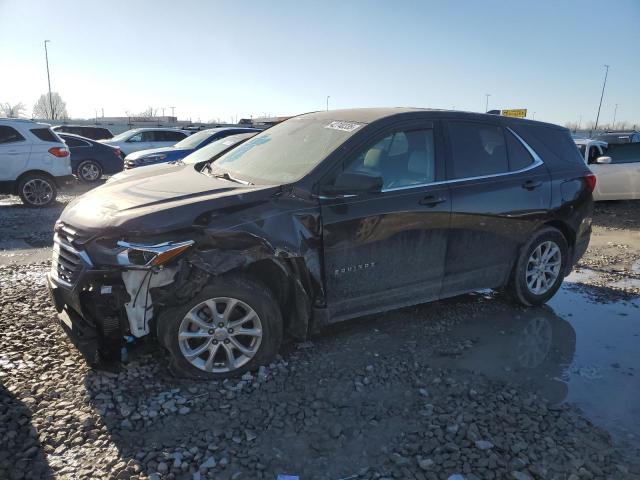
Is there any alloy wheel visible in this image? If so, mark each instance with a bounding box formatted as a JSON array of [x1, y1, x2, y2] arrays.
[[22, 178, 53, 206], [526, 240, 561, 295], [78, 161, 101, 181], [178, 297, 263, 373]]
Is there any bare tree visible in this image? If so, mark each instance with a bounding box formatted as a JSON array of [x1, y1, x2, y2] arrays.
[[0, 102, 26, 118], [33, 92, 68, 119]]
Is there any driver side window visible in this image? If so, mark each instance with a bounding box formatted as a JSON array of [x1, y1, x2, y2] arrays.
[[344, 128, 435, 190]]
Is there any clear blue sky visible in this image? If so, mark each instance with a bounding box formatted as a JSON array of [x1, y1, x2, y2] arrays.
[[1, 0, 638, 126]]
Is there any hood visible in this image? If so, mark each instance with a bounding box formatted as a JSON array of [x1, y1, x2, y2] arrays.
[[126, 146, 190, 161], [60, 163, 279, 233]]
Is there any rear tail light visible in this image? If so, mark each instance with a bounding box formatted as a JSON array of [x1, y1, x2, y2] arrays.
[[584, 173, 596, 192], [48, 147, 69, 158]]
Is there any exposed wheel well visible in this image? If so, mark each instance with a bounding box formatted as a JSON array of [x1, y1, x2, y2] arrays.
[[543, 220, 575, 248]]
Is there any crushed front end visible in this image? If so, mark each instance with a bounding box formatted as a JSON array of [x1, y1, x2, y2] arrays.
[[47, 221, 195, 365]]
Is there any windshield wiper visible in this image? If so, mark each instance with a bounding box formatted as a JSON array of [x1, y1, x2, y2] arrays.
[[213, 171, 253, 185]]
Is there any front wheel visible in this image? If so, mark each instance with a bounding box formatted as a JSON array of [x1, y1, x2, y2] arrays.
[[506, 227, 568, 306], [158, 274, 283, 379], [17, 173, 57, 207]]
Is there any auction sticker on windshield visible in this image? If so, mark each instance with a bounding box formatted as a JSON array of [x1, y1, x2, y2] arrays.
[[325, 121, 364, 132]]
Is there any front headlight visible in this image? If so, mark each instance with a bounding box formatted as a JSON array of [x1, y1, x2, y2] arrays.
[[116, 240, 194, 268]]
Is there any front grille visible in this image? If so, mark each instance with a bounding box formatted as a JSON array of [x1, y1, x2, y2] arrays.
[[50, 224, 92, 287]]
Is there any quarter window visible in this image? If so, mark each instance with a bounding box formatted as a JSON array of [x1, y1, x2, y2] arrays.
[[448, 122, 508, 179], [505, 130, 534, 171], [0, 126, 25, 144], [343, 128, 436, 190], [30, 128, 59, 143]]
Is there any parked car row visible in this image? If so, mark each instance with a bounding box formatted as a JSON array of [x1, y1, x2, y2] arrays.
[[0, 119, 260, 205], [46, 108, 596, 379]]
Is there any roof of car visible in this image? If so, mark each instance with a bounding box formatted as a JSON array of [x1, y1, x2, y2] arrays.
[[0, 118, 49, 127], [574, 138, 607, 146], [53, 124, 109, 129], [296, 108, 564, 129], [127, 127, 188, 133]]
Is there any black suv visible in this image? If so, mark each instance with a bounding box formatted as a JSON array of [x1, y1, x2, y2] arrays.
[[47, 108, 594, 378], [52, 125, 113, 140]]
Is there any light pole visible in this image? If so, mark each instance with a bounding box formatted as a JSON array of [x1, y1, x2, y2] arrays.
[[484, 94, 491, 113], [170, 106, 175, 118], [612, 103, 618, 130], [532, 112, 536, 120], [44, 40, 54, 119], [326, 96, 330, 111], [593, 64, 610, 134]]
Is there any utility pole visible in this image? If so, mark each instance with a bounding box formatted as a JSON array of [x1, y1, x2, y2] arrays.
[[161, 107, 165, 117], [44, 40, 54, 119], [612, 103, 618, 130], [578, 115, 582, 131], [484, 94, 491, 113], [326, 96, 330, 111], [593, 64, 610, 134], [532, 112, 536, 120], [170, 106, 175, 118]]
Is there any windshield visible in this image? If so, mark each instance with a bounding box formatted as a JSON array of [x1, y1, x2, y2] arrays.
[[174, 129, 218, 149], [182, 133, 256, 164], [213, 116, 365, 184]]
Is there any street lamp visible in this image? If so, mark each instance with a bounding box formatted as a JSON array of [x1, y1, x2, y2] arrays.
[[44, 40, 54, 119], [612, 104, 618, 130], [326, 96, 330, 111], [484, 94, 491, 113], [593, 64, 610, 134]]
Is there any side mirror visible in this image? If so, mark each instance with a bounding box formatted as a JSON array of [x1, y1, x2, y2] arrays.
[[322, 171, 383, 195], [595, 156, 612, 164]]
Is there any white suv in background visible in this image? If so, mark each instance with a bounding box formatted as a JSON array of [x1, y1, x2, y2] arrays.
[[99, 128, 189, 156], [0, 119, 73, 207]]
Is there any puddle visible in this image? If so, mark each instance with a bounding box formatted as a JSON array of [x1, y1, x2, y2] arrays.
[[565, 267, 601, 283], [434, 285, 640, 451]]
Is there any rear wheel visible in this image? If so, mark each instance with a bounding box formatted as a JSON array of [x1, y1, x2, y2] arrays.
[[76, 160, 103, 182], [506, 227, 568, 306], [17, 173, 57, 207], [158, 274, 282, 379]]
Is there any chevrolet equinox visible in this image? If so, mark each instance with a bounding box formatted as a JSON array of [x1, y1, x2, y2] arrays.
[[47, 108, 594, 378]]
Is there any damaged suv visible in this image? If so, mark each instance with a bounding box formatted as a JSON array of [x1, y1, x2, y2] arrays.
[[47, 108, 594, 378]]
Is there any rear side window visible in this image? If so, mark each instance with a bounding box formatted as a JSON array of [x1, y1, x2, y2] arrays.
[[0, 126, 26, 144], [30, 128, 59, 143], [156, 131, 186, 141], [505, 130, 534, 171], [64, 136, 90, 147], [448, 122, 508, 179]]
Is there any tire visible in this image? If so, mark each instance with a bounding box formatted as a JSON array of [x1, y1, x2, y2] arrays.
[[76, 160, 103, 183], [506, 227, 568, 306], [157, 274, 283, 379], [17, 173, 57, 207]]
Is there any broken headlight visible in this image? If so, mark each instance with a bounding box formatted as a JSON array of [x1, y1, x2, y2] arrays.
[[116, 240, 194, 268]]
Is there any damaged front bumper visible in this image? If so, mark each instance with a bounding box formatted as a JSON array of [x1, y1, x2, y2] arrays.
[[47, 226, 192, 363]]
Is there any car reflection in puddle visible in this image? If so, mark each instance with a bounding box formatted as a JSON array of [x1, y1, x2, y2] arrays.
[[435, 284, 640, 451]]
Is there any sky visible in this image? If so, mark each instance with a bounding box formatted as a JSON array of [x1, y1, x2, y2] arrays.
[[1, 0, 639, 127]]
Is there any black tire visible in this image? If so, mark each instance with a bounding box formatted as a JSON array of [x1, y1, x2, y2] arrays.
[[17, 173, 57, 207], [76, 160, 103, 183], [157, 274, 283, 380], [506, 227, 568, 306]]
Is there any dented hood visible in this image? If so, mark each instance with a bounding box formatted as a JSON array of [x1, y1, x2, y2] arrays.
[[59, 163, 279, 233]]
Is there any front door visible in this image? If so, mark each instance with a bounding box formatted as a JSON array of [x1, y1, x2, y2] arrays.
[[320, 122, 451, 322], [441, 120, 551, 297]]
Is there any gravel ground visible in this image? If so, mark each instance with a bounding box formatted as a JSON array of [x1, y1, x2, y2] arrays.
[[1, 189, 639, 479]]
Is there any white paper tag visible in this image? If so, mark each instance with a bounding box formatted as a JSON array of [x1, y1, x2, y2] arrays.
[[325, 121, 363, 132]]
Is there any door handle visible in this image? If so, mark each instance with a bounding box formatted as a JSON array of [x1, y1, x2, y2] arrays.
[[522, 180, 543, 190], [419, 195, 447, 207]]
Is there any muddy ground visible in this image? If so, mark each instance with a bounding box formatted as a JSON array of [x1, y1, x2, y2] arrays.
[[1, 188, 639, 480]]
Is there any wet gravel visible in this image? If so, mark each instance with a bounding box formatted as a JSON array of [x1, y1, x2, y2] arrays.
[[1, 191, 639, 479], [2, 262, 639, 480]]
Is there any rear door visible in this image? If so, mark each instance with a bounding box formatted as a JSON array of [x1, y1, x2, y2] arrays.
[[441, 120, 551, 297], [594, 143, 640, 200], [0, 125, 30, 180], [320, 120, 451, 321]]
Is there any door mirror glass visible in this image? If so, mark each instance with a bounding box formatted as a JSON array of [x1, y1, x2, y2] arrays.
[[596, 156, 612, 164], [322, 171, 383, 195]]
